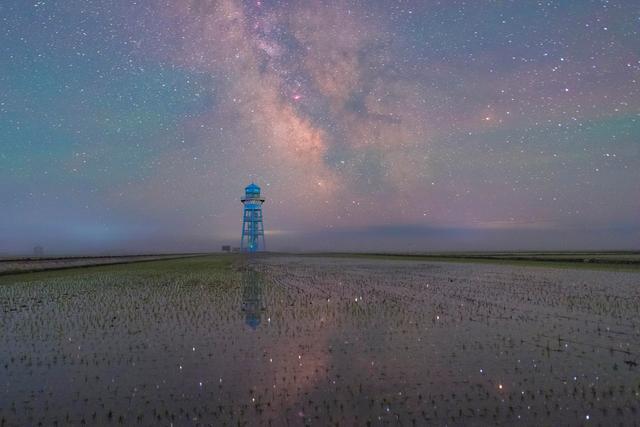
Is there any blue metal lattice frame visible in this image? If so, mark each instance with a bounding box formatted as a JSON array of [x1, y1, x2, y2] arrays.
[[240, 183, 266, 252]]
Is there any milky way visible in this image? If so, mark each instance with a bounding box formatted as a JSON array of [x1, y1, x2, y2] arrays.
[[1, 0, 639, 253]]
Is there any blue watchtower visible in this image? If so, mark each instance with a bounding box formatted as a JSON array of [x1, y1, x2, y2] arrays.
[[240, 183, 266, 252]]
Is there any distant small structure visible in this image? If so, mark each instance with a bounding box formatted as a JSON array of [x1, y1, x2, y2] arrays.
[[221, 245, 231, 252], [240, 183, 266, 252], [232, 247, 241, 253], [33, 246, 45, 257]]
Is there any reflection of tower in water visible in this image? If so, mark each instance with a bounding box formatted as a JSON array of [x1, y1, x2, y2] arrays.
[[241, 270, 264, 329]]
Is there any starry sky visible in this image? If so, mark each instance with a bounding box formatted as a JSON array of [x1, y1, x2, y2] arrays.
[[1, 0, 639, 254]]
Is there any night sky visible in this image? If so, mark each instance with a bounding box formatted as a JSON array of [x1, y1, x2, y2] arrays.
[[1, 0, 639, 254]]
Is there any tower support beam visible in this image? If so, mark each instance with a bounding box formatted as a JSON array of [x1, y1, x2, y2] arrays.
[[240, 183, 266, 252]]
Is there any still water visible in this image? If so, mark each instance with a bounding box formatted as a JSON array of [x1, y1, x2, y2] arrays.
[[1, 256, 638, 425]]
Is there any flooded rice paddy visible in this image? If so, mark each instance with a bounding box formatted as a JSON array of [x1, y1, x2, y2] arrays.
[[1, 255, 639, 426]]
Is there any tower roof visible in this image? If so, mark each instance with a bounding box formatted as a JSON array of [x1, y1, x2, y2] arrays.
[[245, 183, 261, 194]]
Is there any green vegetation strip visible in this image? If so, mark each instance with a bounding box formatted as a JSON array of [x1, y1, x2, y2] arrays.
[[0, 254, 239, 284], [297, 252, 640, 272]]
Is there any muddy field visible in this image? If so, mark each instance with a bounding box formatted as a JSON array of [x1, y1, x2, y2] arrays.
[[1, 255, 639, 425]]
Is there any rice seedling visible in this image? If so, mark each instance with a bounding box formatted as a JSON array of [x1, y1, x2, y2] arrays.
[[0, 254, 638, 424]]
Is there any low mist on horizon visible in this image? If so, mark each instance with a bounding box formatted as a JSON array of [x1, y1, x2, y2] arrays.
[[2, 1, 639, 255]]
